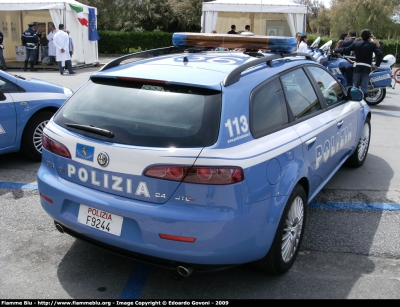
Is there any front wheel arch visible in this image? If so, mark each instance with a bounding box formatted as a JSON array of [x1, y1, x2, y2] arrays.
[[345, 116, 371, 168], [20, 110, 55, 161]]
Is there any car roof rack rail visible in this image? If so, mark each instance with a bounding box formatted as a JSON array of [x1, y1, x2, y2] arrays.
[[223, 52, 315, 86], [100, 46, 185, 71]]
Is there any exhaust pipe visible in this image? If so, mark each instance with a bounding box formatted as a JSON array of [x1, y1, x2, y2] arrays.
[[54, 222, 65, 233], [177, 265, 194, 277], [367, 88, 380, 94]]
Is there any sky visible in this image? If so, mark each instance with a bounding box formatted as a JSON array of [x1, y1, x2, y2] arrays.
[[322, 0, 331, 8]]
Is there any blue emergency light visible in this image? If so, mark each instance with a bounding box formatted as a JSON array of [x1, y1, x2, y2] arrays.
[[172, 32, 296, 53]]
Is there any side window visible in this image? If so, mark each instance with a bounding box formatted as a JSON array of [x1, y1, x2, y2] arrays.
[[250, 78, 288, 138], [281, 68, 321, 120], [308, 66, 345, 106], [0, 77, 19, 93]]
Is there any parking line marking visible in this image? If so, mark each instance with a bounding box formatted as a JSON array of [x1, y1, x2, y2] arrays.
[[0, 181, 38, 190], [119, 262, 153, 299], [309, 202, 400, 211]]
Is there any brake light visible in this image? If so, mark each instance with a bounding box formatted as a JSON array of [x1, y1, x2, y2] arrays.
[[144, 166, 244, 184], [42, 134, 71, 158]]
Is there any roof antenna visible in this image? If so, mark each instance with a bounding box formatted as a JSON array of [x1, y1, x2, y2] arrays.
[[183, 56, 189, 62]]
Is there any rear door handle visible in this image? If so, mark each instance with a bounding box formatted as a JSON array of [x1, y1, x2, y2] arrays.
[[305, 137, 316, 147]]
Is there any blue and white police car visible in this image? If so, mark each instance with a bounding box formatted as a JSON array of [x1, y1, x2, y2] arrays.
[[38, 33, 371, 276], [0, 70, 72, 160]]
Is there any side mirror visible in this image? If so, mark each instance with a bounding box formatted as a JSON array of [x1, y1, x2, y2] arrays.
[[347, 87, 363, 101]]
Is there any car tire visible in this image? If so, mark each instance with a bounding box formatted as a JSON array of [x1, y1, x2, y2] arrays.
[[21, 111, 54, 161], [252, 184, 307, 275], [345, 116, 371, 168], [364, 88, 386, 105]]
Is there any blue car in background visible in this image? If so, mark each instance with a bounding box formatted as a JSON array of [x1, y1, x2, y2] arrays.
[[0, 70, 73, 160], [38, 33, 371, 276]]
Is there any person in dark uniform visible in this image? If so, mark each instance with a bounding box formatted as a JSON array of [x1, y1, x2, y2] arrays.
[[227, 25, 237, 34], [334, 29, 383, 96], [0, 31, 7, 71], [34, 25, 42, 65], [340, 30, 356, 56], [21, 22, 39, 71]]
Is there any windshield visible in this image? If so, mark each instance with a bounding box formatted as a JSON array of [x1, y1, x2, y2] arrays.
[[54, 79, 222, 148]]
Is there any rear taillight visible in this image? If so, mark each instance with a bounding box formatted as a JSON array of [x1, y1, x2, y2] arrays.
[[144, 166, 244, 185], [42, 134, 71, 158]]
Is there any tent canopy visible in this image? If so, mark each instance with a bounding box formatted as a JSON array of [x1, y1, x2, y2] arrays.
[[0, 0, 87, 11], [202, 0, 307, 37], [0, 0, 98, 65]]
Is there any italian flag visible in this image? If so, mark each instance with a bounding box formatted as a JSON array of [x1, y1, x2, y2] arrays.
[[70, 4, 89, 27]]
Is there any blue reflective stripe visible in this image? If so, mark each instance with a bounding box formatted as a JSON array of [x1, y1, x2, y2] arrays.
[[119, 263, 152, 299]]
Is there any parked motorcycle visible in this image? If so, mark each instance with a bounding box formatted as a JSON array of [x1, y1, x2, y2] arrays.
[[305, 36, 321, 58], [313, 40, 332, 63], [322, 51, 395, 105], [308, 36, 320, 55]]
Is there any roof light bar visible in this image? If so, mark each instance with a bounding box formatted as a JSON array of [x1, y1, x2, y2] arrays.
[[172, 32, 296, 53]]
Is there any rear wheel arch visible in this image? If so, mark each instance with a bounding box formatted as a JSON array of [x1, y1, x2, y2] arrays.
[[252, 183, 307, 274]]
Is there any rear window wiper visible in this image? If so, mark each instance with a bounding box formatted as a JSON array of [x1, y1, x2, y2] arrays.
[[65, 123, 114, 138]]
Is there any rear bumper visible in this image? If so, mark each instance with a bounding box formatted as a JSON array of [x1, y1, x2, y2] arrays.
[[53, 220, 237, 272], [38, 163, 285, 266]]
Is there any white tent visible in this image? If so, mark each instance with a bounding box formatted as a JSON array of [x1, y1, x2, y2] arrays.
[[202, 0, 307, 37], [0, 0, 98, 65]]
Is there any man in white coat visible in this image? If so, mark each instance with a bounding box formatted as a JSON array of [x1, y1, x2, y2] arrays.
[[46, 23, 56, 65], [53, 24, 75, 75]]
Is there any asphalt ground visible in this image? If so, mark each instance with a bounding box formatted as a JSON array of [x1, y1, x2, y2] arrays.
[[0, 58, 400, 299], [2, 56, 120, 92]]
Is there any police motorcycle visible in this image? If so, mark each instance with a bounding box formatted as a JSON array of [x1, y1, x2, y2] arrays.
[[304, 37, 331, 64], [321, 47, 395, 106], [313, 40, 332, 63], [307, 36, 321, 57], [304, 37, 322, 58]]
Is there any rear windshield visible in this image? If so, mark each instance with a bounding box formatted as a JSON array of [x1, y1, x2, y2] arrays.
[[54, 79, 222, 147]]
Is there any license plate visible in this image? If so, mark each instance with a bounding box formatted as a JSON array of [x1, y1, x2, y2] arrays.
[[77, 204, 123, 236]]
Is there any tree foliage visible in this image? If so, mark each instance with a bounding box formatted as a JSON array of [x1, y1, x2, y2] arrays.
[[81, 0, 207, 32], [79, 0, 134, 30], [294, 0, 330, 34], [329, 0, 400, 38], [81, 0, 400, 39]]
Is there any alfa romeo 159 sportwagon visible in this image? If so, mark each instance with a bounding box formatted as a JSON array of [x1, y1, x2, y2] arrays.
[[38, 33, 370, 276]]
